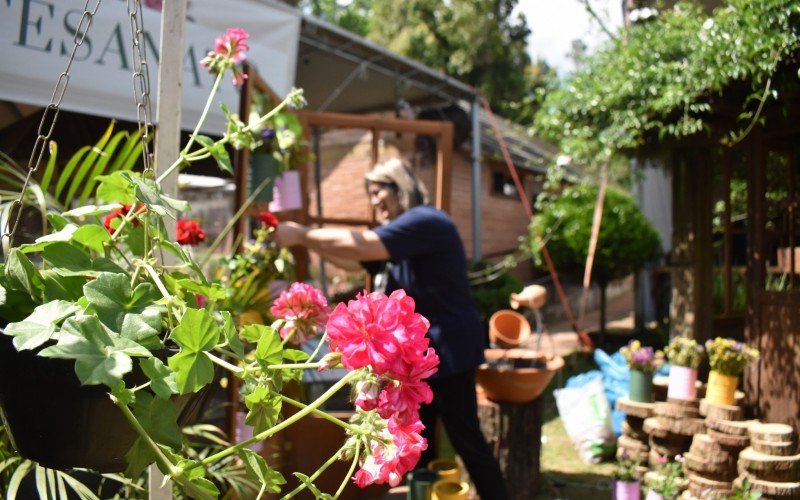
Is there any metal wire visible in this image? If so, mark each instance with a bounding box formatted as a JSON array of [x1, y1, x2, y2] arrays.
[[4, 0, 102, 248]]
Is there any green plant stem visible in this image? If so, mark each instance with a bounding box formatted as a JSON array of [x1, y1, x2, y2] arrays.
[[278, 394, 363, 435], [306, 333, 328, 363], [334, 440, 361, 500], [281, 444, 347, 499], [185, 370, 358, 473], [266, 362, 320, 370], [111, 395, 177, 476], [140, 262, 173, 301], [206, 352, 244, 374], [198, 172, 275, 268]]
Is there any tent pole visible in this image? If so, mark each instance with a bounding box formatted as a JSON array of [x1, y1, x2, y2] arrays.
[[470, 96, 483, 261], [150, 1, 187, 498]]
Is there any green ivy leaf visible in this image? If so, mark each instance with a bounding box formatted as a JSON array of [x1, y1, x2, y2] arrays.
[[244, 386, 282, 434], [18, 224, 79, 254], [83, 273, 163, 345], [220, 311, 244, 359], [40, 272, 85, 301], [240, 448, 286, 493], [175, 279, 227, 300], [255, 327, 283, 370], [71, 224, 112, 254], [195, 135, 232, 174], [3, 300, 82, 350], [5, 249, 43, 297], [47, 213, 69, 231], [159, 241, 207, 283], [292, 472, 332, 499], [96, 171, 137, 204], [39, 315, 150, 388], [132, 392, 182, 449], [168, 308, 220, 393], [140, 357, 179, 399], [62, 203, 123, 218]]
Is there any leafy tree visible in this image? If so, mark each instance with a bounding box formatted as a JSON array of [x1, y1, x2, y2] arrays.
[[530, 184, 662, 337], [295, 0, 555, 124]]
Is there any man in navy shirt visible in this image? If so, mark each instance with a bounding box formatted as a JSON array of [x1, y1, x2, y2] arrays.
[[275, 158, 509, 499]]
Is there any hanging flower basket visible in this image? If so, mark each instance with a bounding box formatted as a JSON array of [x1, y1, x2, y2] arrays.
[[0, 335, 206, 472]]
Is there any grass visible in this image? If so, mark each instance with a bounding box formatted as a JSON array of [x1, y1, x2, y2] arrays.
[[532, 351, 616, 499]]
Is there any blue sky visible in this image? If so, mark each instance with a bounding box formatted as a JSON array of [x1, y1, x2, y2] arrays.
[[517, 0, 623, 75]]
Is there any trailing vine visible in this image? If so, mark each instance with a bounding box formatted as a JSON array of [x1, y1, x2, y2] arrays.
[[533, 0, 800, 171]]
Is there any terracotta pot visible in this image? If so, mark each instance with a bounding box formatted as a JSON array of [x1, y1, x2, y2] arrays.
[[614, 480, 641, 500], [705, 370, 738, 406], [427, 458, 460, 483], [432, 480, 469, 500], [488, 309, 531, 348], [476, 348, 564, 403], [667, 365, 697, 400]]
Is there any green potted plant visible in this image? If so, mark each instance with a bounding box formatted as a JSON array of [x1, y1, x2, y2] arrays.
[[664, 337, 705, 401], [621, 340, 664, 403], [705, 337, 759, 406], [0, 26, 439, 499]]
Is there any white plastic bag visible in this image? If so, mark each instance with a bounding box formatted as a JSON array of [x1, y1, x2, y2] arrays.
[[553, 375, 615, 463]]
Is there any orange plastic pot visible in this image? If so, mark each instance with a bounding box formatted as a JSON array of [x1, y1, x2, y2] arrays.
[[488, 310, 531, 348], [476, 348, 564, 403]]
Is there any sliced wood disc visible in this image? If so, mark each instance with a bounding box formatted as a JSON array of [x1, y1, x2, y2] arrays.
[[618, 434, 649, 453], [644, 417, 670, 438], [687, 472, 733, 499], [749, 423, 797, 444], [705, 418, 758, 437], [682, 451, 736, 478], [737, 447, 800, 482], [734, 474, 800, 498], [623, 418, 648, 441], [653, 375, 669, 401], [667, 397, 701, 408], [657, 415, 706, 437], [655, 401, 701, 419], [699, 399, 743, 420], [708, 428, 750, 449], [617, 397, 656, 418], [752, 439, 799, 457], [688, 434, 736, 464]]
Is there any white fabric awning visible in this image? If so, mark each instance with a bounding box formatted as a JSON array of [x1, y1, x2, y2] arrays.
[[0, 0, 300, 133]]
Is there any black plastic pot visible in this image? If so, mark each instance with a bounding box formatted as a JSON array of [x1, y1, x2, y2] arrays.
[[0, 334, 207, 472]]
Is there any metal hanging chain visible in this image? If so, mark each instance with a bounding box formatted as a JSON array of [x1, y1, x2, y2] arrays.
[[127, 0, 155, 178], [4, 0, 102, 247]]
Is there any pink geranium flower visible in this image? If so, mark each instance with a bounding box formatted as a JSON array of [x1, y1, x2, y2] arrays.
[[200, 28, 250, 86], [354, 416, 427, 487], [270, 282, 330, 344], [376, 379, 433, 424]]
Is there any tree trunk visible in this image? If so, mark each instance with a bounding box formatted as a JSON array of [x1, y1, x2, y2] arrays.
[[477, 394, 543, 499], [599, 282, 608, 346]]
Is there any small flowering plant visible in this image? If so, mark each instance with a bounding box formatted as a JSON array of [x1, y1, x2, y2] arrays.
[[664, 336, 706, 368], [649, 454, 685, 499], [705, 337, 759, 376], [217, 210, 295, 322], [615, 451, 642, 482], [0, 25, 436, 498], [621, 340, 664, 373]]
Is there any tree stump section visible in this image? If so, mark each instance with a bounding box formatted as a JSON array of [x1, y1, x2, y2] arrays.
[[477, 394, 542, 499]]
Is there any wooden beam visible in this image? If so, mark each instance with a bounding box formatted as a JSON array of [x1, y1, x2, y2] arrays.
[[299, 110, 450, 135]]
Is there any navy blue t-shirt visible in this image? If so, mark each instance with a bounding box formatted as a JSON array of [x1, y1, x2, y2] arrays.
[[362, 205, 485, 378]]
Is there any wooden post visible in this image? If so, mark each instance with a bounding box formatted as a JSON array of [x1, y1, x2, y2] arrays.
[[151, 1, 187, 498], [477, 395, 543, 499]]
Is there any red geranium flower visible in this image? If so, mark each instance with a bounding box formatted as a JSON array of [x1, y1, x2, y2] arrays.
[[259, 211, 279, 229], [176, 219, 206, 246], [103, 204, 145, 234]]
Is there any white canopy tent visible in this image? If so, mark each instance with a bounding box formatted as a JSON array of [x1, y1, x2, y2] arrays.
[[0, 0, 300, 133]]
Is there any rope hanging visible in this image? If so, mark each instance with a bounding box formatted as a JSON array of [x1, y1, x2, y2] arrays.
[[480, 96, 593, 349]]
